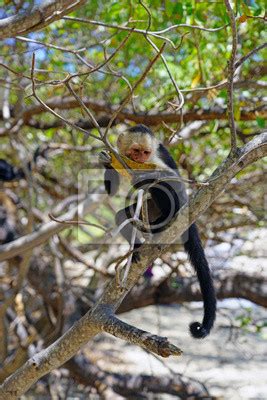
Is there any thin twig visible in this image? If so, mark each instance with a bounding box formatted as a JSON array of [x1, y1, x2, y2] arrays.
[[63, 16, 229, 35], [59, 237, 112, 277], [224, 0, 238, 152], [16, 36, 86, 54], [68, 29, 134, 83], [103, 42, 166, 139], [29, 54, 100, 141], [122, 189, 144, 287], [65, 81, 102, 136], [234, 42, 267, 69], [145, 36, 184, 139], [139, 0, 152, 32], [48, 214, 107, 232]]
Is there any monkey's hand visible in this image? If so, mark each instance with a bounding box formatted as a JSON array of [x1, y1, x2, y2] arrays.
[[99, 150, 112, 166]]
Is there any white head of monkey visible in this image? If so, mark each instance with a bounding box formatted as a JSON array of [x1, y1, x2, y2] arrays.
[[117, 125, 157, 164]]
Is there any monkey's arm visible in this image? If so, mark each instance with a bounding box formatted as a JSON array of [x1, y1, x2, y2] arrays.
[[99, 151, 120, 196], [104, 167, 120, 196]]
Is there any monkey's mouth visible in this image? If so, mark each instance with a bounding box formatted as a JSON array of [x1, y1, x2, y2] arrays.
[[132, 157, 145, 163]]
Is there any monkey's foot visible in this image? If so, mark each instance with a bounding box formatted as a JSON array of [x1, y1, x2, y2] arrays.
[[132, 250, 141, 263], [144, 265, 153, 278]]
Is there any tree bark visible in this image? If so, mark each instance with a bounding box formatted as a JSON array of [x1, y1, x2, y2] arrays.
[[0, 1, 86, 39]]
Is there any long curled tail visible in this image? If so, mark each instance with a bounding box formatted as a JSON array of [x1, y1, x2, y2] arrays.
[[183, 223, 216, 339]]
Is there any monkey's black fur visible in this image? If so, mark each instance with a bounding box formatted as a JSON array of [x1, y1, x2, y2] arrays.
[[101, 124, 216, 338], [128, 124, 154, 136], [184, 224, 216, 338], [0, 160, 25, 182]]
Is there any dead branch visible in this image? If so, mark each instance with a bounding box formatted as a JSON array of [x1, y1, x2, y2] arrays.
[[95, 306, 182, 357]]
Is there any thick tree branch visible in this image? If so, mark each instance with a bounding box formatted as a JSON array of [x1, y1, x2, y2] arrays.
[[67, 353, 209, 398], [0, 194, 105, 262], [0, 0, 86, 40], [96, 306, 182, 357], [2, 105, 265, 134], [119, 268, 267, 314], [8, 97, 266, 127]]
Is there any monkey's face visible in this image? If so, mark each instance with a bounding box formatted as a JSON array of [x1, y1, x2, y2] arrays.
[[117, 131, 155, 164], [126, 144, 152, 163]]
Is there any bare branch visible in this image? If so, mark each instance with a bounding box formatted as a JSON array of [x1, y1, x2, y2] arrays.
[[103, 42, 166, 138], [65, 29, 134, 84], [235, 42, 267, 69], [63, 16, 229, 36], [121, 189, 144, 287], [119, 267, 267, 313], [15, 35, 86, 54], [95, 306, 182, 357], [0, 0, 86, 40], [67, 353, 208, 398], [10, 97, 266, 128], [145, 36, 184, 111], [0, 195, 105, 262], [29, 54, 100, 141], [59, 237, 112, 277]]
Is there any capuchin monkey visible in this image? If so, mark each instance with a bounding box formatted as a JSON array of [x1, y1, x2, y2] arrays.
[[99, 124, 216, 339]]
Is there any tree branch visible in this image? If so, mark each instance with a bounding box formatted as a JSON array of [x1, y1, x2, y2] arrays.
[[119, 268, 267, 314], [235, 42, 267, 69], [95, 306, 182, 357], [0, 194, 105, 262], [224, 0, 238, 151], [12, 97, 267, 127], [66, 353, 209, 398], [0, 0, 86, 39]]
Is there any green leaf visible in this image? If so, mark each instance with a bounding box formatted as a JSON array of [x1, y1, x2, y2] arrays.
[[253, 6, 262, 16], [256, 117, 265, 128]]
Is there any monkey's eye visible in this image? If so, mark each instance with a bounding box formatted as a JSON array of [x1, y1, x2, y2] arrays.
[[133, 149, 140, 153], [144, 151, 151, 155]]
